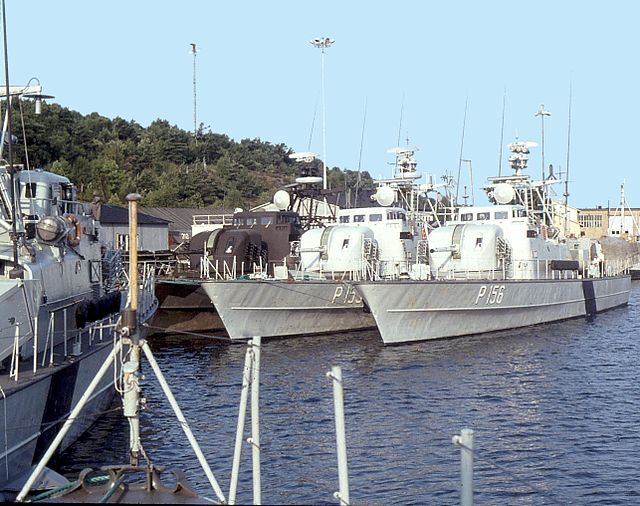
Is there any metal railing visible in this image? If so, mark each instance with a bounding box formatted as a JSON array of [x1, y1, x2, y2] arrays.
[[192, 214, 234, 226]]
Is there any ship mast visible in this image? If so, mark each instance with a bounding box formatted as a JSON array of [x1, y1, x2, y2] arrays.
[[1, 0, 21, 279]]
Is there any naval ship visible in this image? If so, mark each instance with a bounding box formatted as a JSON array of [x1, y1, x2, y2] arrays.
[[200, 148, 452, 339], [0, 82, 157, 495], [352, 140, 631, 344]]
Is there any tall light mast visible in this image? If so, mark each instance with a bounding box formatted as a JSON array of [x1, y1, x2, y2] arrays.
[[190, 43, 199, 141], [309, 37, 334, 190]]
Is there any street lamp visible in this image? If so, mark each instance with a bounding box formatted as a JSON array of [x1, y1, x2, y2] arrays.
[[309, 37, 334, 190], [534, 104, 551, 180]]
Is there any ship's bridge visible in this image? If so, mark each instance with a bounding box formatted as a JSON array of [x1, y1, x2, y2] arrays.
[[451, 204, 528, 225], [337, 207, 407, 225]]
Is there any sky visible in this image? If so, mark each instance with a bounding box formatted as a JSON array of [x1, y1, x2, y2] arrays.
[[5, 1, 639, 208]]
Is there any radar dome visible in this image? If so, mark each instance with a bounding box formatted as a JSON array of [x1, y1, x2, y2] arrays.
[[273, 190, 291, 210], [493, 183, 515, 204], [374, 186, 395, 207]]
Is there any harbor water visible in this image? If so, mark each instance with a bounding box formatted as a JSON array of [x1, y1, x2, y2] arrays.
[[55, 283, 640, 505]]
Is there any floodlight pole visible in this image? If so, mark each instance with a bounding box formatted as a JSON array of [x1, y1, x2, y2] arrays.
[[310, 37, 334, 190], [190, 43, 199, 142], [534, 104, 551, 180]]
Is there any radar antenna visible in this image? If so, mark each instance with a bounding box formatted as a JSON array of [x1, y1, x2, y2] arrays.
[[507, 140, 538, 175]]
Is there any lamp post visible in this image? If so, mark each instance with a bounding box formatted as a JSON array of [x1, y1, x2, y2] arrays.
[[534, 104, 551, 180], [190, 43, 199, 141], [309, 37, 334, 190]]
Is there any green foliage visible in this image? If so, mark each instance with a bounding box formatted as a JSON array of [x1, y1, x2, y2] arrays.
[[8, 102, 374, 208]]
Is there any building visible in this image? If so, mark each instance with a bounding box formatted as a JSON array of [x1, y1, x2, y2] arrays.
[[139, 207, 234, 247], [99, 204, 170, 252], [578, 206, 640, 242]]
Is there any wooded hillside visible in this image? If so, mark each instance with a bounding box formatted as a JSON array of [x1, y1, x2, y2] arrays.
[[11, 101, 374, 208]]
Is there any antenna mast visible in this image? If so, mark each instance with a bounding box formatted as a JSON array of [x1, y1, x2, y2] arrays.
[[564, 82, 572, 237], [455, 97, 468, 205], [535, 104, 551, 180], [498, 87, 506, 176], [1, 0, 21, 279], [355, 98, 367, 206], [396, 94, 404, 147]]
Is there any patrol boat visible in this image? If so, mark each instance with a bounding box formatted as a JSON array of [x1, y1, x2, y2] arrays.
[[200, 148, 452, 339], [0, 83, 157, 495], [352, 140, 631, 344]]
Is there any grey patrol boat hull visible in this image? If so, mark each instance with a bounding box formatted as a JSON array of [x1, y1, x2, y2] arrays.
[[201, 280, 376, 339], [353, 275, 631, 344]]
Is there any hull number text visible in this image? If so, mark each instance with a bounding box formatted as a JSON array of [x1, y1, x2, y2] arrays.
[[474, 285, 505, 305], [331, 286, 362, 305]]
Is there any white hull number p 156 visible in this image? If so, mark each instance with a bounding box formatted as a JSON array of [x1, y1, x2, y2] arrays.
[[474, 285, 506, 305]]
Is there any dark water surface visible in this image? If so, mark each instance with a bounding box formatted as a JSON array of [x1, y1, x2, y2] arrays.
[[56, 283, 640, 505]]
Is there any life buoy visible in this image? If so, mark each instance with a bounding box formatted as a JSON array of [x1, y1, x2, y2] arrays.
[[66, 214, 82, 247]]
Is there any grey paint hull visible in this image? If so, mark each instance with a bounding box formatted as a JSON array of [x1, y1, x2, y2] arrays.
[[354, 276, 631, 344], [201, 280, 376, 339], [0, 341, 115, 490]]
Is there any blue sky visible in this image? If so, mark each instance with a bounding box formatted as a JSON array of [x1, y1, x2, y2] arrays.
[[6, 1, 638, 208]]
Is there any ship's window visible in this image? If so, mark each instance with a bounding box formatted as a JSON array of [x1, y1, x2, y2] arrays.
[[246, 217, 257, 226], [233, 218, 245, 226], [476, 212, 490, 221], [24, 183, 37, 198], [460, 213, 473, 222], [515, 209, 527, 218], [339, 215, 350, 223], [277, 214, 293, 224], [494, 211, 508, 220], [354, 215, 365, 223], [369, 213, 383, 222], [476, 237, 483, 248], [342, 238, 349, 249], [386, 211, 406, 221], [260, 216, 273, 226]]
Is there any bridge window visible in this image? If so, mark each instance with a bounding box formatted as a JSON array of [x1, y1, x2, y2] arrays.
[[386, 211, 406, 221], [260, 216, 273, 225], [514, 209, 527, 218], [369, 213, 383, 222], [460, 213, 473, 222], [277, 214, 297, 225], [354, 214, 365, 223], [494, 211, 508, 220], [476, 212, 490, 221], [339, 215, 350, 223]]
